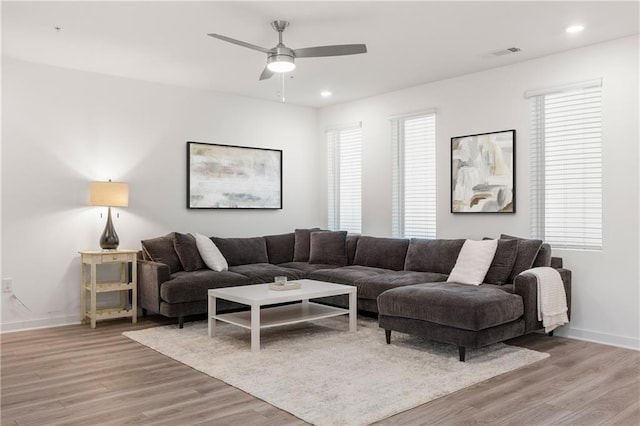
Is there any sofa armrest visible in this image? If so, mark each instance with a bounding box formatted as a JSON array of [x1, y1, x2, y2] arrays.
[[514, 268, 572, 333], [137, 259, 171, 314]]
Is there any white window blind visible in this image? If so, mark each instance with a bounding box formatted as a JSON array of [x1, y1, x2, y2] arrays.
[[327, 125, 362, 233], [391, 112, 437, 238], [529, 82, 602, 250]]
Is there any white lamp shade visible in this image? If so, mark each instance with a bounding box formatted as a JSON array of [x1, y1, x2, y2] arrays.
[[89, 181, 129, 207]]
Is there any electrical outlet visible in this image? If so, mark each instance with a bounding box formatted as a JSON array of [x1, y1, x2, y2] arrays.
[[2, 278, 13, 293]]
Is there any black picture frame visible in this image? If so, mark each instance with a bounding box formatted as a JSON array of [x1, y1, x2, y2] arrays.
[[451, 129, 515, 213], [187, 141, 283, 209]]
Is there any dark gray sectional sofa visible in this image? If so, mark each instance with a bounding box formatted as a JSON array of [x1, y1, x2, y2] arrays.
[[138, 229, 571, 360]]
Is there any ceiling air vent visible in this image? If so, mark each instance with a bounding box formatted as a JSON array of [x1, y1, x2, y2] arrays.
[[491, 47, 522, 56]]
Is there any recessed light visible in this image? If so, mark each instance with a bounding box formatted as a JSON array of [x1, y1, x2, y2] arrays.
[[565, 24, 585, 33], [320, 91, 332, 98]]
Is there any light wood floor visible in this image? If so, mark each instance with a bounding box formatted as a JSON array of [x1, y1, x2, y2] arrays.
[[1, 316, 638, 426]]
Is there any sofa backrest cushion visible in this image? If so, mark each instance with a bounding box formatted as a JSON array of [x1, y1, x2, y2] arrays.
[[500, 234, 543, 282], [263, 232, 295, 264], [533, 243, 552, 267], [173, 232, 205, 272], [211, 237, 268, 266], [141, 232, 183, 274], [346, 234, 360, 265], [309, 231, 348, 266], [483, 238, 518, 285], [353, 236, 409, 271], [404, 239, 465, 275], [293, 228, 321, 262]]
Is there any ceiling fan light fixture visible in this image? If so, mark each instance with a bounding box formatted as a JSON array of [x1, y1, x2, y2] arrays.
[[267, 55, 296, 73]]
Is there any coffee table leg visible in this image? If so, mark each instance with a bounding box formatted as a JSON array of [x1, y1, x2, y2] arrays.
[[251, 304, 260, 352], [208, 295, 216, 337], [349, 290, 357, 332]]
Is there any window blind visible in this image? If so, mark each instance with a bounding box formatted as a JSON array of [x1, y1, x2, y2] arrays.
[[327, 125, 362, 233], [529, 83, 603, 250], [391, 113, 436, 238]]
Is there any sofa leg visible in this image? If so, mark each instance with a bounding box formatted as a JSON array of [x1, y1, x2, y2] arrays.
[[458, 346, 466, 362], [385, 329, 391, 344], [547, 330, 554, 336], [142, 308, 147, 317], [178, 316, 184, 329]]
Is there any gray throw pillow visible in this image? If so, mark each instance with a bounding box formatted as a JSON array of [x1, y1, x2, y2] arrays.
[[141, 232, 183, 274], [533, 243, 552, 267], [500, 234, 544, 282], [293, 228, 321, 262], [483, 238, 518, 285], [173, 232, 205, 272], [309, 231, 348, 266], [404, 239, 465, 275]]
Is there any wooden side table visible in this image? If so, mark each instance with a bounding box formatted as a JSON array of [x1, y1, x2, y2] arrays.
[[80, 250, 137, 328]]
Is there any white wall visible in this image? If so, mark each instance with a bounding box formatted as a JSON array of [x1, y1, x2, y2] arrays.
[[1, 57, 323, 331], [318, 36, 640, 349]]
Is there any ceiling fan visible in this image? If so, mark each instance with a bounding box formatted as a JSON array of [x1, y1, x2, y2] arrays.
[[208, 20, 367, 81]]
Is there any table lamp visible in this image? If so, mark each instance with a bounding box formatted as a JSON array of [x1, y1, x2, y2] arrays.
[[89, 180, 129, 250]]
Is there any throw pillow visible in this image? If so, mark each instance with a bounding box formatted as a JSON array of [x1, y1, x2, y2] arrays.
[[484, 238, 519, 285], [173, 232, 205, 272], [141, 232, 182, 274], [293, 228, 321, 262], [500, 234, 544, 282], [308, 231, 348, 266], [447, 239, 499, 285], [194, 233, 228, 272]]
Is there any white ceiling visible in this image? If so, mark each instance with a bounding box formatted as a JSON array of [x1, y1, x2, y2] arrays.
[[2, 1, 638, 108]]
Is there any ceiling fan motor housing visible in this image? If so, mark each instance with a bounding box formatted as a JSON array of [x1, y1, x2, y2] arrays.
[[267, 45, 296, 72]]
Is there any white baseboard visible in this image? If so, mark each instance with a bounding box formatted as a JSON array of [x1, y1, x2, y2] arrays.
[[0, 315, 80, 333], [563, 327, 640, 350]]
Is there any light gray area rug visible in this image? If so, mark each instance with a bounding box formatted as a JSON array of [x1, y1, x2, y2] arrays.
[[123, 317, 548, 426]]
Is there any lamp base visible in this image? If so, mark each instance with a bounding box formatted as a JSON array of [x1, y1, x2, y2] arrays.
[[100, 207, 120, 250]]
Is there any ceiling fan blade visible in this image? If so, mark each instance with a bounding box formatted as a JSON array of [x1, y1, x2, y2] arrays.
[[207, 33, 272, 54], [293, 44, 367, 58], [259, 66, 274, 81]]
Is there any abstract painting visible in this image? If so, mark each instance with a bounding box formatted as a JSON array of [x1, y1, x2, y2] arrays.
[[451, 130, 515, 213], [187, 142, 282, 209]]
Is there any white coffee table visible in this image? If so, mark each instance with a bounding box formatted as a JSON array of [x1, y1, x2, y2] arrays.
[[208, 279, 357, 352]]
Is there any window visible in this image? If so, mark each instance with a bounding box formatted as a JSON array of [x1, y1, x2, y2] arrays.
[[528, 80, 603, 250], [391, 112, 437, 238], [327, 124, 362, 233]]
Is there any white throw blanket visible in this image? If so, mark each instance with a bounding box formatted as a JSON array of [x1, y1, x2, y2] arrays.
[[524, 267, 569, 333]]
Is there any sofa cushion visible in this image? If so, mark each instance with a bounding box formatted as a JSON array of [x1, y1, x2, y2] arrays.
[[377, 282, 524, 331], [211, 237, 268, 266], [355, 271, 448, 300], [500, 234, 543, 282], [264, 232, 295, 265], [404, 239, 465, 275], [277, 262, 340, 274], [228, 263, 305, 283], [293, 228, 321, 262], [161, 270, 250, 303], [533, 243, 552, 267], [173, 232, 205, 272], [309, 231, 348, 266], [353, 236, 409, 271], [346, 234, 360, 265], [308, 265, 390, 285], [141, 233, 183, 274], [447, 239, 498, 285], [483, 238, 519, 285]]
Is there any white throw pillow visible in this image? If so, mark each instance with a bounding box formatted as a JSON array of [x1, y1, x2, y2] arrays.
[[447, 239, 498, 285], [194, 233, 228, 272]]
